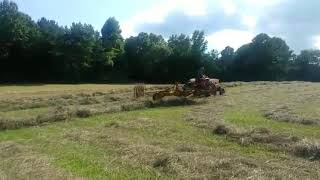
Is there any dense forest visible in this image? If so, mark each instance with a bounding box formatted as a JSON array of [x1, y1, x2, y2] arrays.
[[1, 0, 320, 83]]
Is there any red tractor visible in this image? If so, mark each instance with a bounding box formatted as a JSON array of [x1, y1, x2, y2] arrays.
[[183, 77, 225, 96], [153, 76, 225, 101]]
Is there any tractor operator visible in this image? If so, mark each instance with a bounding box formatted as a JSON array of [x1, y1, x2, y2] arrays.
[[196, 66, 206, 82]]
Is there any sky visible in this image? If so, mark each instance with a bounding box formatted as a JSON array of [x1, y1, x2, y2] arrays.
[[14, 0, 320, 52]]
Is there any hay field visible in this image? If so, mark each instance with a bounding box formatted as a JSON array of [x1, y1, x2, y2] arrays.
[[0, 82, 320, 179]]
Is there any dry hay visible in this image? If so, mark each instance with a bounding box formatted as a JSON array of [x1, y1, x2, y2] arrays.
[[0, 85, 202, 131], [0, 97, 201, 131], [63, 127, 262, 179], [62, 124, 320, 179], [185, 96, 318, 161], [0, 142, 77, 180], [264, 105, 320, 125], [133, 84, 146, 98], [213, 126, 300, 148], [293, 140, 320, 160]]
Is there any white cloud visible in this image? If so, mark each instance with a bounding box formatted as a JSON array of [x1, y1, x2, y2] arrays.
[[182, 0, 207, 16], [219, 0, 237, 15], [122, 0, 256, 51], [121, 0, 208, 38], [121, 1, 175, 37], [207, 29, 255, 50], [242, 15, 257, 29], [243, 0, 286, 6], [121, 0, 318, 51], [314, 36, 320, 49]]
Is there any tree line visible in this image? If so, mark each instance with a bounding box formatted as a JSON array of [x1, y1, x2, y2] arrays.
[[1, 0, 320, 83]]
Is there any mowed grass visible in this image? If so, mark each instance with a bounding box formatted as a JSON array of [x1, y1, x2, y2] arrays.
[[225, 110, 320, 139], [1, 82, 320, 179], [0, 84, 165, 100], [221, 82, 320, 139], [0, 84, 134, 94], [0, 107, 49, 119], [0, 107, 295, 179]]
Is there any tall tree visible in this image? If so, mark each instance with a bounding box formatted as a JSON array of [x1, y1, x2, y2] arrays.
[[233, 33, 292, 81], [296, 49, 320, 65], [124, 32, 171, 82], [101, 17, 123, 67], [61, 23, 99, 81], [191, 30, 208, 58], [36, 17, 66, 80], [0, 0, 40, 81], [291, 49, 320, 81], [101, 17, 123, 50], [168, 34, 191, 57], [202, 49, 220, 78], [219, 46, 235, 80]]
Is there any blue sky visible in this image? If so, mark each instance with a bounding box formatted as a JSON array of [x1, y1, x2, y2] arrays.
[[15, 0, 154, 30], [14, 0, 320, 51]]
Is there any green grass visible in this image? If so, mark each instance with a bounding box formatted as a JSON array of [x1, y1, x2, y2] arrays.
[[0, 108, 184, 178], [0, 109, 172, 179], [1, 82, 320, 179], [0, 107, 285, 179]]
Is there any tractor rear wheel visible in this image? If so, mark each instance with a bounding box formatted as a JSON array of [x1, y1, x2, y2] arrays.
[[153, 92, 164, 101]]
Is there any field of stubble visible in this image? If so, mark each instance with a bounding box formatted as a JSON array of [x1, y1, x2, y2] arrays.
[[0, 82, 320, 179]]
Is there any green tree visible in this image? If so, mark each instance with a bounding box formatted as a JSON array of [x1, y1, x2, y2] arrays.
[[233, 33, 292, 81], [202, 49, 220, 78], [101, 17, 123, 50], [36, 17, 66, 80], [209, 49, 219, 61], [0, 0, 318, 83], [218, 46, 234, 80], [168, 34, 191, 57], [191, 30, 208, 58], [101, 17, 124, 67], [61, 23, 99, 81], [166, 31, 209, 82], [0, 0, 40, 81], [124, 32, 171, 82], [296, 49, 320, 65], [291, 49, 320, 81], [0, 0, 39, 54]]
